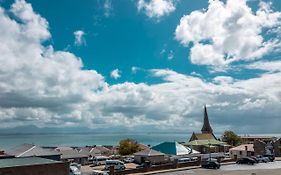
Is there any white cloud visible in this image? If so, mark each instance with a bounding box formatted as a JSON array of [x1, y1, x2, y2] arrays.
[[104, 0, 113, 17], [175, 0, 281, 66], [137, 0, 176, 19], [110, 69, 121, 79], [1, 0, 281, 133], [0, 0, 105, 127], [246, 60, 281, 72], [131, 66, 141, 74], [74, 30, 86, 46]]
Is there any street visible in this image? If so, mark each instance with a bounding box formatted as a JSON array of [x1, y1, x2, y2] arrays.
[[157, 161, 281, 175]]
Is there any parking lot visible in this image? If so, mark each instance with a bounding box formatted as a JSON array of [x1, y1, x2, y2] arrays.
[[157, 161, 281, 175]]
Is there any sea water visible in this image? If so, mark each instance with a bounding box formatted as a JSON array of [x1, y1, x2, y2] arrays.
[[0, 132, 191, 149]]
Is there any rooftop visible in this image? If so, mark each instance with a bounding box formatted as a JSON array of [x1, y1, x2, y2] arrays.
[[229, 144, 254, 152], [0, 157, 60, 168], [134, 148, 165, 156], [6, 144, 61, 157]]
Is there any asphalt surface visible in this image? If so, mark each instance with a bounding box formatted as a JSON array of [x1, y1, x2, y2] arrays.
[[157, 161, 281, 175]]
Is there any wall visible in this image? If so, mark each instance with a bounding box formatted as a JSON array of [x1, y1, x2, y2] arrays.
[[0, 162, 69, 175], [134, 155, 166, 164]]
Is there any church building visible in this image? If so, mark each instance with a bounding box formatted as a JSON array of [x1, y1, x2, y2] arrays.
[[186, 105, 230, 154]]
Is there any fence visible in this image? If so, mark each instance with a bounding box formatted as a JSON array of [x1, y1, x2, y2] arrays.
[[109, 159, 201, 175]]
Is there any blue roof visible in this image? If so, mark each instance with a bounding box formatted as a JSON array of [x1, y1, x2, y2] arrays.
[[152, 142, 191, 156]]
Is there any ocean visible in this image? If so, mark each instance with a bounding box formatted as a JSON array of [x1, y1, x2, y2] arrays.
[[0, 132, 192, 150]]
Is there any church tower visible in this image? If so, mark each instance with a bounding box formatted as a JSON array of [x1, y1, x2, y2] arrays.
[[201, 105, 213, 134]]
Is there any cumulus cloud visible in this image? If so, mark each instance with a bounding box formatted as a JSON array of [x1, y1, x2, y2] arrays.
[[1, 0, 281, 133], [110, 69, 121, 79], [0, 0, 105, 127], [74, 30, 86, 46], [137, 0, 176, 19], [175, 0, 281, 66]]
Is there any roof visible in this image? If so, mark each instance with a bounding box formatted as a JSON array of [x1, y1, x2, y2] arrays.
[[186, 139, 228, 146], [192, 133, 216, 140], [240, 136, 274, 139], [95, 146, 110, 152], [6, 144, 60, 157], [152, 142, 191, 156], [0, 157, 60, 168], [138, 143, 150, 150], [134, 149, 165, 156], [229, 144, 254, 152], [77, 147, 101, 156], [57, 149, 88, 159]]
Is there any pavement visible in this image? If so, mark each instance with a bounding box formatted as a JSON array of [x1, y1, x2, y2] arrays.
[[156, 161, 281, 175]]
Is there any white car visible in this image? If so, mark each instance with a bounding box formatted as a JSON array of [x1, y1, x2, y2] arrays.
[[104, 160, 125, 170], [92, 170, 109, 175], [93, 156, 109, 166], [70, 165, 81, 175]]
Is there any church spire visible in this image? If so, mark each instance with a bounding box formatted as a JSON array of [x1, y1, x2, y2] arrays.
[[201, 105, 213, 133]]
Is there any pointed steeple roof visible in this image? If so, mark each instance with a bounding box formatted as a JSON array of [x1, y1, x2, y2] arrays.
[[201, 105, 213, 133]]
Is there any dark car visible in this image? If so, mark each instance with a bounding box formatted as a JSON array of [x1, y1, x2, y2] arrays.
[[264, 154, 275, 162], [201, 161, 220, 169], [236, 157, 256, 165]]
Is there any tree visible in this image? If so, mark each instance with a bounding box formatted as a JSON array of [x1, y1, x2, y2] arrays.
[[118, 138, 140, 155], [222, 130, 242, 146]]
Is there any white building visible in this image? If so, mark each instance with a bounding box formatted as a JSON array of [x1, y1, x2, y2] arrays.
[[229, 144, 254, 160]]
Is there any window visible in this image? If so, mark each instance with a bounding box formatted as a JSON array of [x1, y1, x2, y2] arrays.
[[239, 151, 242, 155]]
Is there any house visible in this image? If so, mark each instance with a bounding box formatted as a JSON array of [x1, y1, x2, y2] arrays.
[[77, 146, 101, 161], [134, 149, 168, 164], [229, 144, 254, 160], [95, 146, 111, 155], [0, 149, 14, 159], [0, 157, 69, 175], [187, 106, 230, 154], [6, 144, 61, 161], [240, 136, 275, 144], [152, 142, 192, 156], [55, 147, 88, 165]]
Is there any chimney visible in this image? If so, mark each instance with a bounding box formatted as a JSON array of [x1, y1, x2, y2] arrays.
[[245, 146, 248, 151]]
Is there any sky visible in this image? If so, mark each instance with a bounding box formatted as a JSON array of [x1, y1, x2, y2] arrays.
[[0, 0, 281, 134]]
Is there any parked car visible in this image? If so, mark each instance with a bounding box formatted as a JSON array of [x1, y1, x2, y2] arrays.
[[236, 157, 256, 165], [256, 155, 270, 163], [70, 165, 81, 175], [92, 170, 109, 175], [201, 160, 220, 169], [136, 161, 151, 169], [191, 157, 198, 161], [264, 154, 275, 162], [104, 160, 125, 171], [178, 157, 191, 163], [93, 156, 109, 166], [123, 157, 134, 163], [70, 163, 81, 170]]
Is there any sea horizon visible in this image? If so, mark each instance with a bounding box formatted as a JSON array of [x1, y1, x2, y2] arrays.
[[1, 132, 281, 150]]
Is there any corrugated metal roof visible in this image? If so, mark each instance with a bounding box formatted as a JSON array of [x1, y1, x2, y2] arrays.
[[6, 144, 60, 157], [0, 157, 60, 168]]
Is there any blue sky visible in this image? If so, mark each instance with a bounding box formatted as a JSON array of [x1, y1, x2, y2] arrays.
[[1, 0, 281, 134]]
